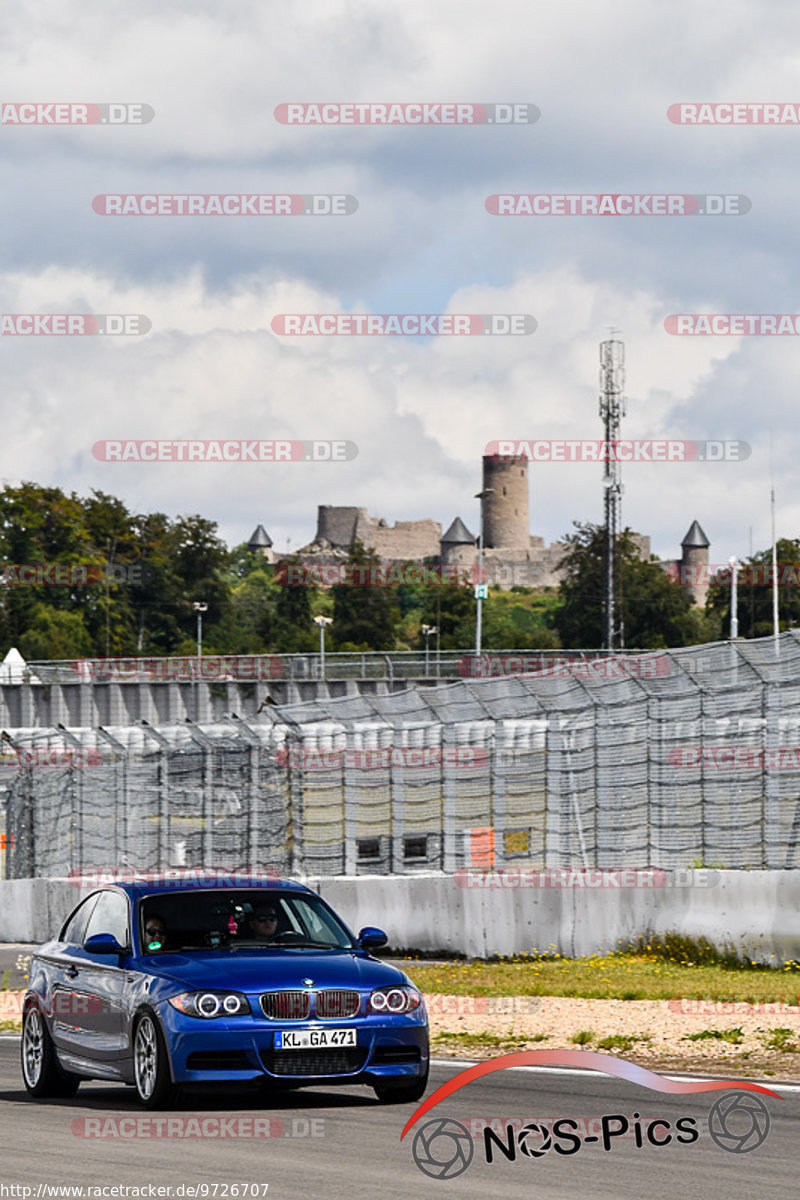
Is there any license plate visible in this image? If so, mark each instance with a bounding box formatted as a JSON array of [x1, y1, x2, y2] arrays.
[[275, 1028, 357, 1050]]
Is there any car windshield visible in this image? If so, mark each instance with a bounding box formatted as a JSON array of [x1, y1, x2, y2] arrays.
[[138, 890, 355, 953]]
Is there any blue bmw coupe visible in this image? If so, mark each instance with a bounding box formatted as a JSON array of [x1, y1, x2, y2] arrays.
[[21, 877, 429, 1108]]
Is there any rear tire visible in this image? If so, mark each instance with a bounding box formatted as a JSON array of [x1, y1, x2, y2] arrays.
[[373, 1069, 429, 1104], [21, 1004, 80, 1099], [133, 1012, 179, 1109]]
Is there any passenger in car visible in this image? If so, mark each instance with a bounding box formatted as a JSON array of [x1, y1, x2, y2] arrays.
[[143, 914, 170, 952]]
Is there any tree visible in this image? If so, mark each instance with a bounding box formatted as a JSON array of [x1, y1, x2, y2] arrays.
[[415, 581, 475, 650], [18, 606, 93, 660], [256, 557, 320, 653], [331, 541, 400, 650], [553, 522, 694, 649], [706, 538, 800, 637]]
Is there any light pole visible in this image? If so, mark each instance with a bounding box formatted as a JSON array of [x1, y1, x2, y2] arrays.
[[313, 615, 333, 678], [192, 602, 208, 662], [728, 557, 739, 639], [421, 624, 438, 676], [474, 489, 494, 654]]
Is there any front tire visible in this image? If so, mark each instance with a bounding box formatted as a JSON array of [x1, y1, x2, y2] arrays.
[[21, 1004, 80, 1099], [373, 1069, 429, 1105], [133, 1012, 179, 1109]]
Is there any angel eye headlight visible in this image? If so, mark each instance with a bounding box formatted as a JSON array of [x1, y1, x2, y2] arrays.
[[197, 992, 220, 1017], [368, 986, 422, 1014], [168, 991, 251, 1018]]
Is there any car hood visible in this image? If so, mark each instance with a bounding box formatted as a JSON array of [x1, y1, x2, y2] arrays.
[[140, 949, 407, 993]]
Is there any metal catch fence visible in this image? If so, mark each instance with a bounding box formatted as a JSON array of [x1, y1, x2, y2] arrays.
[[3, 632, 800, 878]]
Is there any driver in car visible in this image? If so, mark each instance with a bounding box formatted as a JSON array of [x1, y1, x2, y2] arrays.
[[249, 906, 280, 940]]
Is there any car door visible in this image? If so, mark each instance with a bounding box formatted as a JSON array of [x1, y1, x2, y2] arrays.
[[46, 892, 101, 1059], [60, 889, 132, 1065]]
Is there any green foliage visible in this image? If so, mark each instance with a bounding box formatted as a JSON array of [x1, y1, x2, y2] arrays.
[[596, 1033, 652, 1052], [706, 538, 800, 637], [0, 483, 232, 659], [553, 522, 698, 648], [682, 1027, 744, 1044], [331, 541, 400, 651], [621, 932, 760, 971], [760, 1027, 798, 1052], [18, 606, 93, 659]]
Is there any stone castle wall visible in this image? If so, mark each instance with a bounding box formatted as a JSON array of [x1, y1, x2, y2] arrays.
[[305, 506, 662, 593], [314, 507, 441, 560]]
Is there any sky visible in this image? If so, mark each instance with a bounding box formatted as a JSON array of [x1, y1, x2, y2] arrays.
[[2, 0, 800, 565]]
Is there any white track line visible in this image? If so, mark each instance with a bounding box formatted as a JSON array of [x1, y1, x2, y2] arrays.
[[430, 1057, 800, 1093]]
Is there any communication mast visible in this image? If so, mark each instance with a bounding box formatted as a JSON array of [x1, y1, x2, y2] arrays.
[[599, 336, 625, 649]]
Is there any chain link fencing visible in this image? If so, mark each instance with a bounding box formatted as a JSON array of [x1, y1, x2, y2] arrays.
[[3, 631, 800, 879]]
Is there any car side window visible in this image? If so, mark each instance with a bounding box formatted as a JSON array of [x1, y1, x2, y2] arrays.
[[60, 894, 100, 945], [83, 890, 130, 949]]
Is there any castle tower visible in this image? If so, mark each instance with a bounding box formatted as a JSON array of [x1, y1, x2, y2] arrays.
[[482, 455, 530, 549], [440, 517, 477, 567], [681, 520, 710, 607], [247, 524, 274, 563]]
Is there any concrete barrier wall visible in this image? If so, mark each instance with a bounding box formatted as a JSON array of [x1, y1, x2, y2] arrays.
[[316, 871, 800, 964], [0, 678, 410, 728], [2, 872, 799, 963]]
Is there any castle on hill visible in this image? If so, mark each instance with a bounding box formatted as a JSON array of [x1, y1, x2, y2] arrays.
[[249, 456, 711, 604]]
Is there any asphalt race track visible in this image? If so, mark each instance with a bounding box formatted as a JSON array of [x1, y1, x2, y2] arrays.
[[0, 1039, 797, 1199]]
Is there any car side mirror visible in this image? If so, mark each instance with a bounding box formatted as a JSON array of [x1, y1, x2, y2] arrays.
[[358, 926, 388, 950], [84, 933, 126, 956]]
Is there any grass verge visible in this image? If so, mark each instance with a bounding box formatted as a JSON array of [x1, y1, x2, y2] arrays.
[[405, 937, 800, 1003]]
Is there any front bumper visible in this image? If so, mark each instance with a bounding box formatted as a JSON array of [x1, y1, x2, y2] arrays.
[[156, 1003, 429, 1086]]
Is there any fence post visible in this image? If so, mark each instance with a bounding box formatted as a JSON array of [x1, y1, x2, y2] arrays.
[[344, 731, 357, 875], [139, 721, 173, 872], [390, 747, 405, 875], [764, 679, 781, 869], [97, 726, 128, 867], [492, 720, 505, 868], [442, 724, 456, 873]]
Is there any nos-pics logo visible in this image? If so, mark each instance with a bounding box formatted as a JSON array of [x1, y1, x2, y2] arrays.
[[403, 1050, 778, 1179]]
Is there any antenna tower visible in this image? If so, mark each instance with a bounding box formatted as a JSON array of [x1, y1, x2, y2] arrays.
[[599, 335, 626, 649]]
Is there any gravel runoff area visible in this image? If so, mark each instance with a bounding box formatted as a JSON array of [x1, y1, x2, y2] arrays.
[[425, 994, 800, 1079]]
